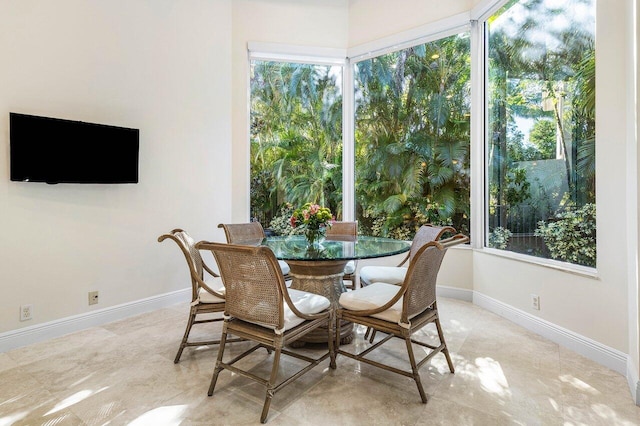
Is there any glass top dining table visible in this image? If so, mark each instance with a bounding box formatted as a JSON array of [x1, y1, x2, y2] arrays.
[[261, 234, 410, 262], [260, 235, 410, 345]]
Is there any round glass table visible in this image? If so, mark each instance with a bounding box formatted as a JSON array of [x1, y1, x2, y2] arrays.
[[261, 235, 410, 344]]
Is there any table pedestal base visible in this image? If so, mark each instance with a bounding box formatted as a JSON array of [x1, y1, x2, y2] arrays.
[[287, 260, 353, 345]]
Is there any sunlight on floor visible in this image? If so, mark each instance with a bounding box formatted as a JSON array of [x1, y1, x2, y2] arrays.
[[474, 357, 510, 396], [128, 405, 188, 426], [560, 374, 598, 394], [44, 387, 108, 415], [0, 410, 28, 426]]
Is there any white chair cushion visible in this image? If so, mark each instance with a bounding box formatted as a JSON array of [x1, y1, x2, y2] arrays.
[[278, 260, 291, 276], [359, 265, 407, 286], [198, 277, 226, 304], [343, 260, 356, 275], [283, 288, 330, 331], [339, 282, 406, 324]]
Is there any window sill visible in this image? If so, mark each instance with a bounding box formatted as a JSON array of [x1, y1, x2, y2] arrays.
[[475, 247, 599, 280]]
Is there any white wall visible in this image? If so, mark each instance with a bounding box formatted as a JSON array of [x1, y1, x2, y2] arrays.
[[348, 0, 474, 46], [0, 0, 233, 333], [1, 0, 636, 390], [346, 0, 633, 356], [474, 0, 630, 354]]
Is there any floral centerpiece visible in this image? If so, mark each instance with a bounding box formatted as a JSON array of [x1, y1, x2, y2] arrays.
[[290, 203, 333, 245]]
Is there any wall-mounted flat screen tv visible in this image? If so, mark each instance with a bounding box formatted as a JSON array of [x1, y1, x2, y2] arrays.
[[10, 112, 139, 184]]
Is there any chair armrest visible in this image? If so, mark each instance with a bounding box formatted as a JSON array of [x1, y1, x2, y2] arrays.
[[281, 287, 331, 321], [396, 252, 410, 267], [193, 271, 225, 299], [202, 259, 220, 278], [338, 284, 406, 317]]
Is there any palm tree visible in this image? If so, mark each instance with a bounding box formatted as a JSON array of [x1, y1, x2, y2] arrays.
[[250, 61, 343, 223], [354, 34, 471, 237]]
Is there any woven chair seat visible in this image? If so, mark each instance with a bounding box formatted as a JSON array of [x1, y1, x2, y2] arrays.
[[278, 260, 291, 276], [198, 279, 226, 303], [339, 282, 415, 324], [359, 265, 407, 286], [343, 260, 356, 275], [244, 288, 330, 332]]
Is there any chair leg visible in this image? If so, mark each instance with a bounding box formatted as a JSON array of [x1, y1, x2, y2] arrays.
[[174, 308, 197, 363], [405, 335, 428, 403], [328, 312, 337, 369], [208, 325, 229, 397], [363, 327, 379, 343], [435, 316, 455, 373], [260, 347, 281, 423]]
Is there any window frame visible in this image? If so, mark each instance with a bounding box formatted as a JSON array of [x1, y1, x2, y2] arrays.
[[246, 0, 598, 276], [475, 0, 597, 275]]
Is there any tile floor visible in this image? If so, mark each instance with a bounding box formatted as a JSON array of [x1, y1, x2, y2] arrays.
[[1, 298, 639, 425]]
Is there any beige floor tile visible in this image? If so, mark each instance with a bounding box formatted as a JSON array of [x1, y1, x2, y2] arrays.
[[0, 298, 637, 425], [0, 352, 18, 373]]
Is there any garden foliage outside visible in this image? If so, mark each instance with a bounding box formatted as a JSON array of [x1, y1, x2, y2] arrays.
[[486, 0, 596, 267], [249, 0, 596, 268]]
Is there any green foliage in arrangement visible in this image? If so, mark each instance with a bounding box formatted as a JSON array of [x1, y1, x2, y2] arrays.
[[290, 203, 333, 231]]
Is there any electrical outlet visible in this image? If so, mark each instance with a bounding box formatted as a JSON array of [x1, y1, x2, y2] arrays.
[[531, 294, 540, 310], [20, 304, 32, 321], [88, 291, 99, 305]]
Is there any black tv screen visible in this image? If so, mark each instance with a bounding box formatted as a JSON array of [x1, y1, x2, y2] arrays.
[[10, 113, 139, 184]]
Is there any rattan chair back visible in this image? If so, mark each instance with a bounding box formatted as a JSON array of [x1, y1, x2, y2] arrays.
[[158, 229, 237, 363], [325, 221, 358, 289], [218, 222, 265, 244], [325, 221, 357, 239], [400, 235, 459, 321], [158, 229, 207, 302], [209, 242, 286, 330], [407, 224, 456, 264]]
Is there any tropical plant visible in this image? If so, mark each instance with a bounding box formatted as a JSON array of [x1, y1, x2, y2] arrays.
[[486, 0, 596, 264], [534, 203, 596, 267], [488, 227, 513, 250], [250, 61, 343, 224], [354, 33, 471, 238]]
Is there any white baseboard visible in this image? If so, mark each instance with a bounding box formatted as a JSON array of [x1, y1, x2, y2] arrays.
[[0, 284, 633, 395], [438, 285, 474, 302], [627, 356, 640, 405], [471, 291, 628, 376], [0, 288, 190, 353]]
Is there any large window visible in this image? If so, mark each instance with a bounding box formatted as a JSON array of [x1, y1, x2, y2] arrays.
[[249, 0, 596, 269], [486, 0, 596, 267], [249, 61, 343, 230], [354, 33, 471, 240]]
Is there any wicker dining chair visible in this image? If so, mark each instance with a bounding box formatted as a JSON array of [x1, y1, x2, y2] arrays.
[[337, 233, 469, 404], [359, 224, 456, 287], [157, 229, 241, 363], [325, 221, 358, 290], [359, 224, 457, 342], [198, 241, 336, 424], [217, 222, 291, 281]]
